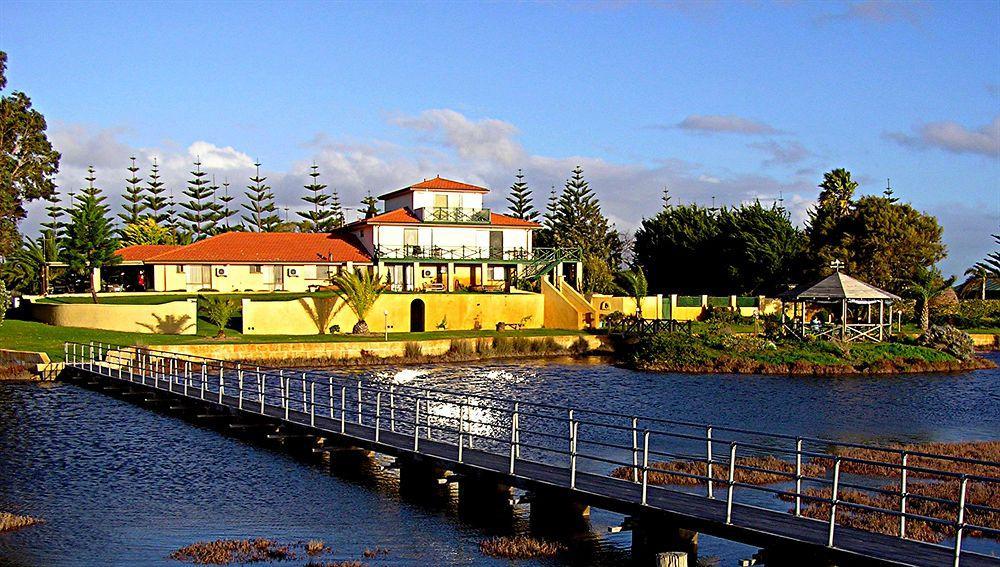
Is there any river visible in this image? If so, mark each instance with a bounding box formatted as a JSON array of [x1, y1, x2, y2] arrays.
[[1, 353, 998, 566]]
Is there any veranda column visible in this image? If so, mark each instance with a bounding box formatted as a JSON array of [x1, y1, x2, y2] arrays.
[[841, 299, 848, 340], [480, 262, 488, 287], [575, 261, 583, 287], [447, 262, 455, 292], [412, 261, 421, 291], [878, 300, 885, 341]]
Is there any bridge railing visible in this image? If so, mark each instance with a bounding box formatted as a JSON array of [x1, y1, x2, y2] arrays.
[[65, 341, 999, 566]]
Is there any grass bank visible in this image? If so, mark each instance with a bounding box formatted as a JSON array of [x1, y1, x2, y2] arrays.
[[0, 319, 587, 360], [618, 332, 995, 375]]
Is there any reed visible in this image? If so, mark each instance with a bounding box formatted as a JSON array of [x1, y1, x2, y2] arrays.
[[305, 539, 327, 556], [0, 512, 43, 532], [610, 456, 825, 486], [0, 364, 34, 381], [788, 478, 999, 543], [478, 535, 567, 559], [811, 440, 1000, 480], [362, 546, 389, 558]]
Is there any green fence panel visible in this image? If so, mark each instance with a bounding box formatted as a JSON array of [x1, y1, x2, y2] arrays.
[[736, 296, 760, 308], [661, 297, 672, 320], [707, 296, 731, 307], [676, 296, 702, 308]]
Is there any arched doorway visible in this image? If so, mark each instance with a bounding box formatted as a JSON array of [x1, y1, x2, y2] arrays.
[[410, 298, 425, 332]]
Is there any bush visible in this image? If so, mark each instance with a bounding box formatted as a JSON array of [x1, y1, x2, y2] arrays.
[[201, 296, 240, 337], [626, 332, 719, 368], [569, 336, 590, 355], [475, 337, 493, 354], [404, 342, 422, 359], [448, 340, 474, 356], [492, 336, 514, 355], [917, 325, 975, 360], [700, 305, 750, 325]]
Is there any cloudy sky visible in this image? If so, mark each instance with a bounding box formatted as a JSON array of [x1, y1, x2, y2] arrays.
[[5, 0, 998, 275]]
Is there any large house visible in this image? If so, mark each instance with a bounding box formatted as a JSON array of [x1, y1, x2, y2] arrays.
[[116, 177, 582, 293]]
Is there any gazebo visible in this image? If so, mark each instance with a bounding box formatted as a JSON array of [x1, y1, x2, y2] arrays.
[[779, 270, 900, 342]]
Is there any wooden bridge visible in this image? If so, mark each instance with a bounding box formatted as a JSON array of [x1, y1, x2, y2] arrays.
[[63, 341, 1000, 566]]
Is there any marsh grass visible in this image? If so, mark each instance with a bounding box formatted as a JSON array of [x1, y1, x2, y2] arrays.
[[0, 512, 43, 532], [786, 479, 999, 543], [305, 539, 328, 556], [0, 364, 35, 381], [610, 456, 825, 486], [169, 538, 294, 564], [478, 536, 567, 559], [811, 441, 1000, 480]]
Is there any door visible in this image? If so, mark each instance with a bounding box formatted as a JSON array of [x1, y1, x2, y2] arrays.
[[489, 230, 503, 259], [410, 298, 425, 332], [273, 265, 284, 290]]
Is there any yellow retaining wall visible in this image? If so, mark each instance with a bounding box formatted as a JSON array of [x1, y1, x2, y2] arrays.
[[243, 292, 546, 335], [29, 300, 199, 335], [591, 295, 662, 319], [542, 278, 590, 330], [970, 334, 1000, 349], [153, 335, 606, 363]]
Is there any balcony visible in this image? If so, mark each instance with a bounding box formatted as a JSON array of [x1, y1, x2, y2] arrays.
[[415, 207, 491, 224], [374, 245, 582, 263]]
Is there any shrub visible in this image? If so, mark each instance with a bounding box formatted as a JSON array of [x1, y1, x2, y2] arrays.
[[404, 342, 422, 359], [626, 332, 718, 368], [475, 337, 493, 354], [492, 336, 514, 355], [201, 296, 240, 337], [511, 336, 532, 353], [569, 336, 590, 355], [448, 340, 474, 356], [917, 325, 975, 360]]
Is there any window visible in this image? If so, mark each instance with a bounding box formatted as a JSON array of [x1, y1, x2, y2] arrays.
[[317, 265, 332, 281], [175, 265, 184, 273], [250, 265, 263, 274]]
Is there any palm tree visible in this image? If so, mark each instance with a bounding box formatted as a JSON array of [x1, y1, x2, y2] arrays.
[[617, 267, 648, 318], [4, 235, 59, 294], [906, 266, 956, 331], [332, 269, 384, 334], [963, 265, 990, 299]]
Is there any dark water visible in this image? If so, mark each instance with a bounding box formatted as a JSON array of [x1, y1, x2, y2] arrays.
[[1, 353, 998, 566]]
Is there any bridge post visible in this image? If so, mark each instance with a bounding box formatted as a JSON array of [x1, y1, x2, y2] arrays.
[[457, 470, 513, 528], [528, 486, 590, 536], [397, 455, 453, 505], [631, 512, 698, 567]]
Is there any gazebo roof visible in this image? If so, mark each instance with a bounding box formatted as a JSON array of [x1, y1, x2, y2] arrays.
[[780, 272, 900, 301]]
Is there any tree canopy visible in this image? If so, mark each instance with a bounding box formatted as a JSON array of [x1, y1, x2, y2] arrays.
[[0, 51, 61, 257]]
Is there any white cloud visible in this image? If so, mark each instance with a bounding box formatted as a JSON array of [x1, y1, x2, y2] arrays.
[[674, 114, 781, 135], [749, 140, 813, 166], [885, 116, 999, 159], [187, 141, 255, 170]]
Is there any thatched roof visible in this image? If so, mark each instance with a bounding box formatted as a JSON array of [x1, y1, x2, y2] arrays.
[[780, 272, 900, 301]]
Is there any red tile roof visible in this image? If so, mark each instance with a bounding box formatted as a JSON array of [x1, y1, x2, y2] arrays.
[[145, 232, 372, 264], [489, 212, 541, 228], [116, 244, 183, 262], [378, 176, 489, 200]]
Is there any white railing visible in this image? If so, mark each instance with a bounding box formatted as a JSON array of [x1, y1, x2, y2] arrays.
[[64, 341, 1000, 566]]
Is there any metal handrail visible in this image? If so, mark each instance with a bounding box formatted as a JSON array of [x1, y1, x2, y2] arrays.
[[66, 341, 998, 566]]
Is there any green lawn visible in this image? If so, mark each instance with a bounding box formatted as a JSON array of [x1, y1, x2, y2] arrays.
[[0, 318, 586, 359]]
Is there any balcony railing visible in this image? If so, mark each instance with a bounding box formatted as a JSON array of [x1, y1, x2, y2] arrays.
[[374, 245, 581, 262], [415, 207, 491, 224]]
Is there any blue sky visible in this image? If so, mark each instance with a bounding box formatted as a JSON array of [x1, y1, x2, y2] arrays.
[[4, 0, 998, 275]]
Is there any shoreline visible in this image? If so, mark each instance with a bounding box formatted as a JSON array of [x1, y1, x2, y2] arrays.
[[629, 355, 996, 376]]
